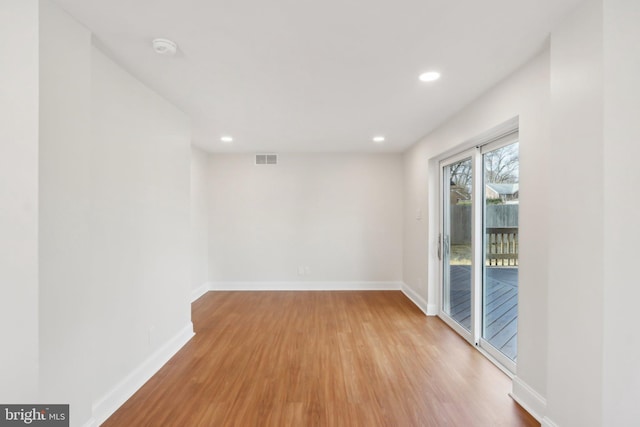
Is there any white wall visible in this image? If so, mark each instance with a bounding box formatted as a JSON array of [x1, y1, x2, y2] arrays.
[[546, 0, 604, 425], [1, 1, 193, 424], [602, 0, 640, 425], [38, 0, 93, 423], [89, 46, 192, 410], [403, 49, 552, 414], [208, 153, 403, 286], [0, 0, 40, 403], [191, 146, 210, 293]]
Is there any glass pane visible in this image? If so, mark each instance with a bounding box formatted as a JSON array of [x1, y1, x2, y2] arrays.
[[443, 158, 473, 331], [482, 142, 519, 361]]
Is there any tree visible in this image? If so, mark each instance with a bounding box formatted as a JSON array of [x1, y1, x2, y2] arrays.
[[484, 143, 519, 184], [447, 143, 519, 203], [449, 159, 472, 193], [449, 143, 519, 188]]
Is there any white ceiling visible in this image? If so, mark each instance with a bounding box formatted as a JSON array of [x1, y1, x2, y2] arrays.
[[53, 0, 581, 153]]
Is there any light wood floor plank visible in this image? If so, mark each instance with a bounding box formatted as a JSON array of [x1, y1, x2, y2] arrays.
[[103, 291, 538, 426]]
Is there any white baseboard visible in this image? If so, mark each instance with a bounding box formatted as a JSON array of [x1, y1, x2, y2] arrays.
[[510, 376, 546, 422], [91, 323, 195, 426], [81, 417, 97, 427], [208, 281, 402, 291], [426, 304, 437, 315], [541, 417, 559, 427], [400, 283, 437, 316], [191, 282, 210, 302]]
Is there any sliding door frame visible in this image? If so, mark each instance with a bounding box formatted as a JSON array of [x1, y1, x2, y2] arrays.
[[477, 132, 519, 373], [438, 149, 478, 345], [436, 119, 519, 374]]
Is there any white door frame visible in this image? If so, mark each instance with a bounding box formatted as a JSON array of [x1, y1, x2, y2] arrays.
[[439, 149, 477, 345], [436, 121, 519, 374]]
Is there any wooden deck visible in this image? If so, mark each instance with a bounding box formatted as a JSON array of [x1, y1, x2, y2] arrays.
[[447, 266, 518, 361]]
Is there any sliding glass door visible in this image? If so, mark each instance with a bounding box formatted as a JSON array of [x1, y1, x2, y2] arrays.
[[439, 131, 519, 372], [442, 156, 474, 336], [480, 141, 519, 367]]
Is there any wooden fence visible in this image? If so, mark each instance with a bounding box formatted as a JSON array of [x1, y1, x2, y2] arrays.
[[451, 204, 519, 244], [486, 227, 518, 266]]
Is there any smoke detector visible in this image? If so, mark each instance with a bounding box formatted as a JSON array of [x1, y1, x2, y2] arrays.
[[152, 38, 177, 56]]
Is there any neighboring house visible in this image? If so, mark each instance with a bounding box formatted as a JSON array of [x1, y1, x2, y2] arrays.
[[450, 184, 471, 204], [486, 183, 519, 202]]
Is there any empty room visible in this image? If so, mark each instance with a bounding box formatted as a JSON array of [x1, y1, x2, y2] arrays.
[[1, 0, 639, 426]]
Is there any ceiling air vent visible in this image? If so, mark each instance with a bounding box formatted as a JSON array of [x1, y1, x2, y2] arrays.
[[255, 154, 278, 165]]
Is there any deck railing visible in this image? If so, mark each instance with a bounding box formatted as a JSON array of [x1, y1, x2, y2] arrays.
[[486, 227, 518, 266]]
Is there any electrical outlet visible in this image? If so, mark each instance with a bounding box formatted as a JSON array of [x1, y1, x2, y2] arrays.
[[298, 266, 305, 276]]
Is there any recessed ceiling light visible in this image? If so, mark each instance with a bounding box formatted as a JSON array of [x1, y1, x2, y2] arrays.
[[152, 38, 178, 56], [373, 136, 385, 143], [220, 136, 233, 143], [419, 71, 441, 82]]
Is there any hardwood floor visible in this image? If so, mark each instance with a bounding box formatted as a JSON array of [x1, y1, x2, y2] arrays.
[[103, 291, 539, 427]]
